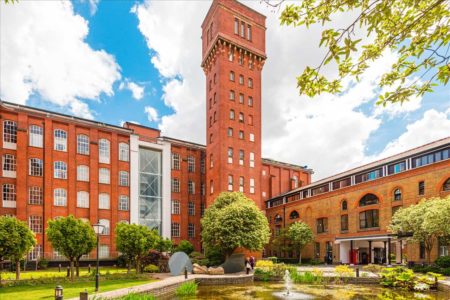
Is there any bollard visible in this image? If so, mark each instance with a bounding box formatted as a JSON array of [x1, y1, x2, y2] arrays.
[[355, 267, 360, 278], [184, 266, 188, 279], [79, 289, 88, 300], [58, 264, 61, 272], [55, 285, 63, 300], [66, 266, 70, 277], [88, 264, 91, 273]]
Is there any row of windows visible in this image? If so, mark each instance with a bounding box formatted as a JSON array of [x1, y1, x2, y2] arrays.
[[228, 48, 255, 69], [171, 200, 202, 216], [234, 18, 252, 41], [229, 73, 253, 88], [226, 148, 255, 167], [269, 147, 450, 207], [1, 184, 129, 210], [227, 175, 255, 193], [171, 179, 200, 195], [2, 121, 129, 162], [171, 153, 204, 173], [171, 222, 195, 238]]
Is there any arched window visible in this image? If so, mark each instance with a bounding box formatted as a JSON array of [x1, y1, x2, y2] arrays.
[[54, 188, 67, 206], [443, 178, 450, 191], [77, 191, 89, 208], [341, 200, 348, 210], [289, 210, 299, 220], [359, 193, 379, 207], [119, 143, 129, 161], [54, 129, 67, 151], [274, 214, 282, 223], [54, 161, 67, 179], [77, 134, 89, 155], [393, 188, 402, 201]]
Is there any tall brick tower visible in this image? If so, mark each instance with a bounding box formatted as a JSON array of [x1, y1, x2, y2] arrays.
[[201, 0, 266, 208]]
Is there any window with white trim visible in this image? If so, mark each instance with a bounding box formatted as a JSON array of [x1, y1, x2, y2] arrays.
[[229, 109, 235, 120], [28, 186, 43, 205], [249, 133, 255, 142], [228, 175, 233, 191], [210, 180, 214, 194], [28, 245, 42, 260], [99, 245, 109, 258], [119, 143, 129, 161], [239, 176, 244, 192], [3, 154, 16, 177], [119, 195, 129, 211], [99, 193, 110, 209], [28, 158, 43, 176], [99, 139, 110, 164], [77, 191, 89, 208], [119, 171, 129, 186], [248, 97, 253, 107], [228, 147, 233, 163], [172, 178, 180, 193], [172, 153, 180, 170], [99, 219, 110, 235], [187, 156, 195, 172], [54, 188, 67, 206], [29, 215, 43, 233], [250, 178, 255, 194], [188, 223, 195, 238], [239, 93, 244, 104], [2, 184, 16, 208], [188, 201, 195, 216], [248, 78, 253, 88], [239, 149, 244, 165], [172, 200, 180, 215], [3, 120, 17, 144], [239, 112, 244, 123], [229, 90, 235, 101], [54, 129, 67, 151], [188, 180, 195, 195], [171, 223, 180, 237], [77, 165, 89, 181], [229, 71, 235, 81], [77, 134, 89, 155], [250, 152, 255, 168], [54, 161, 67, 179], [228, 127, 233, 137], [99, 168, 110, 184], [239, 74, 244, 85], [29, 125, 43, 148]]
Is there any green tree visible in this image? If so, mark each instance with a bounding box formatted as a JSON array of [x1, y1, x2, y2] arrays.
[[115, 223, 160, 273], [287, 221, 314, 264], [201, 192, 270, 258], [269, 0, 450, 105], [269, 227, 292, 258], [389, 196, 450, 264], [0, 216, 36, 280], [156, 237, 173, 253], [46, 216, 96, 280], [175, 240, 194, 255]]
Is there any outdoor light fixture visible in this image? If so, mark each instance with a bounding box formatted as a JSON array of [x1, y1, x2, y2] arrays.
[[55, 285, 63, 300], [92, 222, 105, 292]]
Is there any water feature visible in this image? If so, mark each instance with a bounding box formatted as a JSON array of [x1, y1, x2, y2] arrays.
[[272, 270, 314, 300]]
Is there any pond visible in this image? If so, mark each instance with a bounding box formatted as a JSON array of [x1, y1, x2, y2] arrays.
[[190, 282, 448, 299]]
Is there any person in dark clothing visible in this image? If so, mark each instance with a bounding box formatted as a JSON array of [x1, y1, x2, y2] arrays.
[[250, 256, 255, 270], [245, 257, 251, 274]]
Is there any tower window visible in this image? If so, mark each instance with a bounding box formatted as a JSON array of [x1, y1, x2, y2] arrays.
[[239, 150, 244, 165], [239, 130, 244, 140], [230, 109, 235, 120], [248, 78, 253, 88], [248, 115, 253, 126], [240, 21, 245, 37], [239, 112, 244, 123], [239, 75, 244, 85], [229, 71, 235, 81], [247, 25, 252, 41], [214, 92, 217, 103], [239, 93, 244, 104], [239, 176, 244, 192], [248, 97, 253, 107], [234, 18, 239, 35], [229, 90, 235, 100], [228, 175, 233, 191], [228, 147, 233, 163], [229, 49, 234, 61], [227, 127, 233, 137]]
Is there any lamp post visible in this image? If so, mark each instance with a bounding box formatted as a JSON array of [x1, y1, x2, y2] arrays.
[[92, 222, 105, 292], [54, 285, 63, 300]]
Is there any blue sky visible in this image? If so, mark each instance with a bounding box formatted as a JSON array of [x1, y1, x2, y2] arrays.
[[1, 0, 449, 179]]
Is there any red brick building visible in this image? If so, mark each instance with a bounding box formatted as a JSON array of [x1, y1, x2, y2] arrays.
[[265, 138, 450, 264]]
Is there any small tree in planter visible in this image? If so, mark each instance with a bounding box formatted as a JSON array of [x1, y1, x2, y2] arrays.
[[286, 221, 314, 264]]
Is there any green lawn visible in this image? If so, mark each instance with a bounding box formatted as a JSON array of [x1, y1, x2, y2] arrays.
[[0, 278, 154, 300], [0, 266, 133, 280]]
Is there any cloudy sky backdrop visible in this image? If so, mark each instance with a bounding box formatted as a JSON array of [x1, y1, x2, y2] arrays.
[[1, 0, 449, 180]]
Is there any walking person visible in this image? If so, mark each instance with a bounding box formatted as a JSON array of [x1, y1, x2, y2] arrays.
[[245, 257, 251, 274], [250, 256, 255, 270]]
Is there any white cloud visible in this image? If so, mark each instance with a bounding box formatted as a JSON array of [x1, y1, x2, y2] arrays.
[[144, 106, 159, 122], [376, 109, 450, 158], [119, 80, 145, 100], [133, 1, 447, 180], [88, 0, 100, 15], [0, 1, 121, 119]]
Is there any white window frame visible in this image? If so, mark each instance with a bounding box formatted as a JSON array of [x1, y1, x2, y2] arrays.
[[3, 154, 16, 178], [119, 143, 129, 162], [54, 129, 67, 152], [77, 191, 89, 208], [99, 168, 110, 184], [77, 134, 89, 155], [171, 223, 180, 237], [250, 178, 255, 194], [250, 152, 255, 168], [99, 245, 110, 258], [99, 219, 110, 235], [172, 153, 180, 170], [188, 223, 195, 238], [54, 188, 67, 206], [99, 193, 110, 210], [239, 176, 244, 192], [119, 195, 129, 211], [54, 161, 67, 179], [188, 180, 195, 195], [2, 184, 16, 208], [3, 120, 17, 149], [172, 178, 180, 193], [249, 133, 255, 142], [77, 165, 89, 181], [119, 171, 129, 186], [187, 156, 195, 172], [228, 147, 233, 164], [28, 186, 43, 205], [172, 200, 180, 215], [29, 158, 43, 177], [228, 175, 233, 191], [29, 125, 43, 148], [188, 201, 195, 216], [99, 139, 110, 164]]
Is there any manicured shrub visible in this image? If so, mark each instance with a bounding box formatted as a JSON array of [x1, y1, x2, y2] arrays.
[[38, 258, 49, 270], [143, 264, 159, 273], [254, 268, 273, 281], [435, 256, 450, 268], [362, 264, 384, 274], [175, 281, 197, 296], [175, 240, 194, 255], [334, 265, 354, 278]]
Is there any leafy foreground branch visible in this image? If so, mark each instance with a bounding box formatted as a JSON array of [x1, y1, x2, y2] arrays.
[[266, 0, 450, 105]]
